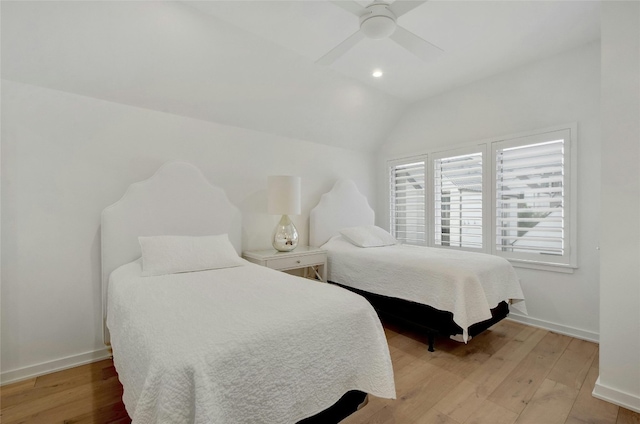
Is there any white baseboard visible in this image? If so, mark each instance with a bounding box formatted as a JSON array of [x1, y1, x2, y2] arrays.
[[0, 347, 112, 386], [507, 313, 599, 343], [593, 377, 640, 413]]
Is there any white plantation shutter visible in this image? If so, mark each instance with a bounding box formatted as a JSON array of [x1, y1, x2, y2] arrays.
[[494, 130, 571, 265], [387, 125, 575, 271], [434, 152, 483, 249], [389, 158, 426, 245]]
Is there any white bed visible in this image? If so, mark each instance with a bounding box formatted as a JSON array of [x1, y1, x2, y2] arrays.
[[310, 179, 526, 347], [102, 162, 395, 424]]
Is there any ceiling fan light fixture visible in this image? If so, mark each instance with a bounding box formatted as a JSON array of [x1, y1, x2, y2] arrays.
[[360, 15, 396, 39], [359, 3, 397, 39]]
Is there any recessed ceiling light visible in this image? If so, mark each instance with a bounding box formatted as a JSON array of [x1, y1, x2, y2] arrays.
[[372, 69, 383, 78]]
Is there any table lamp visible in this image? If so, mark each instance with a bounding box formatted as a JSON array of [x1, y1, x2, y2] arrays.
[[268, 176, 301, 251]]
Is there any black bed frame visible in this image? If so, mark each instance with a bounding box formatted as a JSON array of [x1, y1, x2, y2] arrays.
[[331, 282, 510, 352], [297, 390, 367, 424]]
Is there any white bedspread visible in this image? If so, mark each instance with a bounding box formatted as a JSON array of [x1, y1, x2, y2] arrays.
[[107, 259, 395, 424], [322, 236, 527, 341]]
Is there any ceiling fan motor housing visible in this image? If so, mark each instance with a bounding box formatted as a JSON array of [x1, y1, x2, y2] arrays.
[[359, 3, 397, 39]]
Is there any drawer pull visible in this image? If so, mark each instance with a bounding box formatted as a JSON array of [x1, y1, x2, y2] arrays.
[[296, 260, 301, 264]]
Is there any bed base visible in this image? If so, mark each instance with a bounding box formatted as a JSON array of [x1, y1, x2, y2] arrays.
[[297, 390, 367, 424], [331, 282, 510, 352]]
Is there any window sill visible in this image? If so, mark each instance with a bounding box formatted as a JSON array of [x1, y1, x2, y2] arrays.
[[508, 259, 576, 274]]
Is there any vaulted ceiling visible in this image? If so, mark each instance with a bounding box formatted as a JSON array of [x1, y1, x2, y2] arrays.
[[187, 1, 601, 101], [1, 1, 600, 152]]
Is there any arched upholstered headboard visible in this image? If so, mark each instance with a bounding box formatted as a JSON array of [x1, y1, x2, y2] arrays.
[[101, 161, 242, 344], [309, 179, 375, 247]]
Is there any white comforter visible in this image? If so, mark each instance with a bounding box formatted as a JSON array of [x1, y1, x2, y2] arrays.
[[322, 236, 527, 341], [107, 259, 395, 424]]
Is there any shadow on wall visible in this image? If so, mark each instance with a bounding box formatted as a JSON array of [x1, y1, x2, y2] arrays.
[[239, 189, 274, 251]]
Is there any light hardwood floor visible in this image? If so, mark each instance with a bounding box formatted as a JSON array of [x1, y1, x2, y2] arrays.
[[1, 320, 639, 424]]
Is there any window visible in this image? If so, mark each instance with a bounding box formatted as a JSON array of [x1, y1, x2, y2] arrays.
[[387, 125, 576, 271], [389, 157, 426, 245], [434, 150, 484, 249]]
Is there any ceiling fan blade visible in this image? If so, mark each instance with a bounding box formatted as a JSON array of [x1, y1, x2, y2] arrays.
[[389, 25, 443, 62], [329, 0, 366, 16], [316, 30, 366, 65], [389, 0, 428, 17]]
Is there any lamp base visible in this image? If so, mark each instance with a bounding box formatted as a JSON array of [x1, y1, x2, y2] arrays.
[[272, 214, 299, 252]]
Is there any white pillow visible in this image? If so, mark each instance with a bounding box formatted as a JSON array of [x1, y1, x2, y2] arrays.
[[368, 225, 398, 245], [339, 225, 397, 248], [139, 234, 243, 277]]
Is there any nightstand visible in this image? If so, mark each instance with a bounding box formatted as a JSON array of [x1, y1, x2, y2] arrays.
[[242, 247, 327, 282]]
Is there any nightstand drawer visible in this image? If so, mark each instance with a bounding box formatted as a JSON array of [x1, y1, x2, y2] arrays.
[[242, 247, 327, 282], [266, 254, 324, 270]]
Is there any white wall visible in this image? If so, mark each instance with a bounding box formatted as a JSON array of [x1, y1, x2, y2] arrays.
[[377, 42, 601, 341], [594, 1, 640, 412], [0, 80, 376, 382]]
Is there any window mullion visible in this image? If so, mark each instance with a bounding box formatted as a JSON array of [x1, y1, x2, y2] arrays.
[[426, 155, 434, 247]]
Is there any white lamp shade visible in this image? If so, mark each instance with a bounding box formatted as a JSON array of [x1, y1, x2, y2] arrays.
[[268, 176, 301, 215]]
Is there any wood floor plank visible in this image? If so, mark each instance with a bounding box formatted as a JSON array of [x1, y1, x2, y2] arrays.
[[346, 359, 463, 424], [387, 333, 432, 373], [340, 400, 398, 424], [388, 364, 463, 423], [617, 408, 640, 424], [342, 335, 436, 424], [565, 365, 619, 424], [547, 338, 597, 390], [592, 349, 600, 370], [432, 379, 482, 423], [487, 331, 572, 414], [463, 399, 518, 424], [469, 327, 548, 397], [3, 377, 124, 424], [60, 401, 129, 424], [1, 376, 122, 424], [433, 326, 547, 423], [414, 408, 461, 424], [110, 418, 134, 424], [2, 364, 118, 410], [33, 359, 114, 389], [395, 359, 454, 399], [514, 379, 578, 424], [383, 321, 405, 341], [426, 321, 523, 380], [384, 327, 402, 340], [2, 384, 92, 423], [0, 378, 36, 398]]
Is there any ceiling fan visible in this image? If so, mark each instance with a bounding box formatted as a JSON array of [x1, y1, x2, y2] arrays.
[[317, 0, 443, 65]]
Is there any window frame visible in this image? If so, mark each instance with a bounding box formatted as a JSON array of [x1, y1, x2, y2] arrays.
[[386, 123, 577, 273]]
